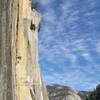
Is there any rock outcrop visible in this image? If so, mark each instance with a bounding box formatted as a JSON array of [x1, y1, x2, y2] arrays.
[[47, 85, 81, 100], [0, 0, 48, 100], [63, 93, 81, 100]]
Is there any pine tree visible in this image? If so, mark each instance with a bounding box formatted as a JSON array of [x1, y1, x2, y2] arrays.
[[95, 84, 100, 100], [31, 2, 38, 9], [85, 84, 100, 100]]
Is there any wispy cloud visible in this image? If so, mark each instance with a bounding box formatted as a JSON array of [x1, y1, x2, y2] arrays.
[[96, 42, 100, 54], [33, 0, 100, 90]]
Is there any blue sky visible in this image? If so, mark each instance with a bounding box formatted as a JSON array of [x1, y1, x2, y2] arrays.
[[32, 0, 100, 91]]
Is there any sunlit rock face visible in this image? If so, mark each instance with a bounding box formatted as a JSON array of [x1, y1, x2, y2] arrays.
[[0, 0, 48, 99], [63, 94, 81, 100], [47, 85, 81, 100], [63, 88, 81, 100]]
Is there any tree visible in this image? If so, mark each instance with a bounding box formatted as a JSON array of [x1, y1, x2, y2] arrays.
[[31, 2, 38, 10], [95, 84, 100, 100], [85, 84, 100, 100]]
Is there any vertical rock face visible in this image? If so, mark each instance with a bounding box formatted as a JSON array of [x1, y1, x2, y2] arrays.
[[0, 0, 49, 100], [0, 0, 17, 100], [15, 0, 31, 99]]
